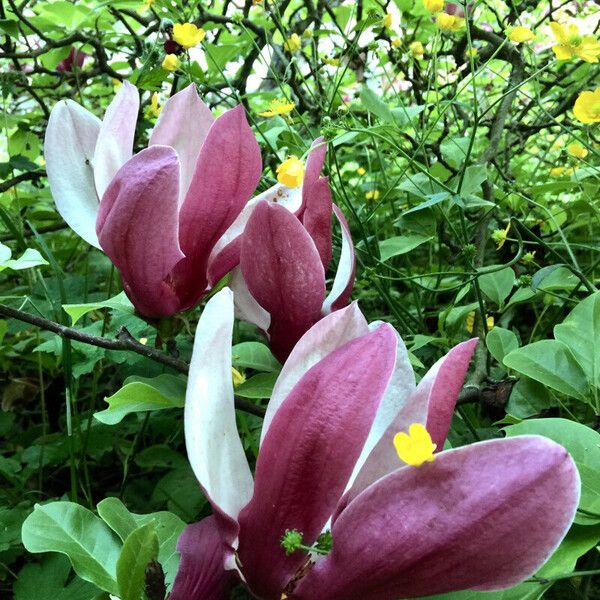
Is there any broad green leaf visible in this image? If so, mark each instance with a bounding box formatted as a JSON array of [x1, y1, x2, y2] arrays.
[[506, 377, 555, 419], [478, 267, 515, 307], [533, 266, 578, 292], [235, 372, 278, 399], [63, 292, 134, 326], [21, 502, 120, 595], [360, 86, 393, 122], [503, 340, 589, 400], [554, 292, 600, 389], [0, 18, 19, 38], [378, 235, 433, 261], [94, 374, 186, 425], [455, 165, 487, 195], [403, 192, 450, 214], [0, 243, 48, 272], [485, 327, 518, 364], [116, 523, 159, 600], [232, 341, 281, 372]]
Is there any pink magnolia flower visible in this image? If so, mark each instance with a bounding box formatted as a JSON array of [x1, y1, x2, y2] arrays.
[[170, 289, 580, 600], [44, 83, 262, 317], [207, 139, 355, 360], [56, 47, 87, 73]]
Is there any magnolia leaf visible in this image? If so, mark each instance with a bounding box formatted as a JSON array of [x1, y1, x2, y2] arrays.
[[62, 291, 134, 326]]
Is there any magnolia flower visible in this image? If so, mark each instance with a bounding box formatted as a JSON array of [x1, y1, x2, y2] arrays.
[[573, 88, 600, 123], [207, 139, 355, 360], [57, 48, 87, 73], [171, 289, 580, 600], [44, 83, 262, 317]]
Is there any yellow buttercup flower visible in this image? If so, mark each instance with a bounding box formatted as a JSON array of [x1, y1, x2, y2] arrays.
[[383, 12, 394, 29], [507, 26, 535, 43], [259, 98, 295, 117], [465, 47, 478, 58], [365, 190, 380, 200], [232, 367, 246, 388], [173, 23, 205, 49], [410, 41, 425, 57], [550, 166, 575, 177], [149, 92, 162, 117], [492, 222, 511, 250], [162, 54, 180, 71], [550, 22, 600, 63], [437, 13, 465, 32], [424, 0, 444, 13], [277, 156, 305, 188], [391, 37, 402, 48], [566, 143, 588, 159], [324, 57, 340, 66], [466, 312, 494, 333], [394, 423, 436, 467], [573, 88, 600, 123], [357, 167, 366, 176], [283, 33, 301, 53]]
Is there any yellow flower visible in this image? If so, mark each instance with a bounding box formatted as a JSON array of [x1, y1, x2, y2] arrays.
[[410, 41, 425, 57], [383, 12, 393, 29], [466, 312, 494, 333], [437, 13, 465, 32], [566, 143, 588, 159], [550, 22, 600, 63], [550, 166, 567, 177], [491, 222, 511, 250], [465, 47, 478, 58], [173, 23, 205, 49], [259, 98, 295, 117], [507, 26, 535, 43], [162, 54, 180, 71], [365, 190, 380, 200], [283, 33, 301, 53], [324, 57, 340, 66], [232, 367, 246, 388], [357, 167, 366, 176], [394, 423, 436, 467], [423, 0, 444, 13], [277, 156, 305, 188], [149, 92, 162, 117], [391, 37, 402, 48], [573, 88, 600, 123]]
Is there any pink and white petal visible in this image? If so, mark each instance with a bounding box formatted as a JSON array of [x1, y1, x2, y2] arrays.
[[172, 105, 262, 310], [229, 266, 271, 332], [322, 205, 356, 314], [170, 517, 235, 600], [345, 338, 478, 503], [240, 201, 326, 361], [303, 138, 328, 193], [96, 145, 184, 317], [260, 302, 369, 445], [236, 324, 398, 600], [185, 288, 253, 544], [44, 100, 101, 248], [207, 183, 302, 287], [149, 83, 214, 203], [302, 177, 333, 268], [293, 436, 580, 600], [93, 81, 139, 198]]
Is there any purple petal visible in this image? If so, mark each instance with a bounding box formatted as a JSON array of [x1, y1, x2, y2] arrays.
[[185, 287, 253, 546], [261, 302, 369, 445], [44, 99, 101, 248], [93, 81, 139, 198], [302, 138, 328, 200], [346, 338, 478, 502], [236, 324, 398, 600], [293, 436, 580, 600], [322, 205, 356, 313], [149, 83, 215, 203], [171, 105, 262, 310], [96, 145, 184, 317], [170, 517, 235, 600], [240, 201, 326, 361]]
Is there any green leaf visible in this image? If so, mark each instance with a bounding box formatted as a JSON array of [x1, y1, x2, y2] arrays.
[[456, 165, 487, 195], [94, 374, 186, 425], [478, 266, 515, 307], [378, 235, 433, 261], [503, 340, 589, 400], [21, 502, 120, 595], [485, 327, 518, 364], [554, 292, 600, 389], [235, 372, 278, 399], [0, 243, 48, 272], [360, 86, 393, 122], [62, 291, 134, 326], [506, 377, 555, 419], [232, 341, 281, 372], [0, 18, 19, 38], [117, 523, 159, 600]]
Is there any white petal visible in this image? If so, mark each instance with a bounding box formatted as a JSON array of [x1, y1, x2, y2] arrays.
[[229, 266, 270, 331]]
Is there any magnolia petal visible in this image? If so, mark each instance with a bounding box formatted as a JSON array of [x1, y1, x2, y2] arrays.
[[236, 325, 398, 600], [185, 288, 253, 543], [93, 81, 139, 199], [229, 266, 271, 332], [345, 338, 478, 504], [322, 205, 356, 313], [173, 105, 262, 310], [302, 177, 333, 268], [260, 302, 369, 445], [96, 145, 184, 317], [149, 83, 214, 202], [302, 138, 328, 201], [170, 517, 235, 600], [44, 99, 102, 248], [207, 183, 302, 286], [293, 436, 580, 600]]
